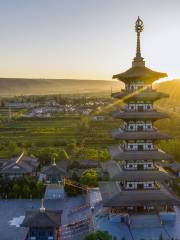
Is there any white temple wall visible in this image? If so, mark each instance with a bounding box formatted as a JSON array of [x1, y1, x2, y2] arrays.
[[126, 103, 153, 111], [125, 181, 155, 190], [126, 142, 154, 151], [125, 161, 154, 170], [125, 83, 152, 92], [126, 121, 153, 131]]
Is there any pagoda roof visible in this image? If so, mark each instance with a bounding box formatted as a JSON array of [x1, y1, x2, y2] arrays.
[[1, 153, 38, 175], [111, 90, 169, 101], [111, 110, 168, 120], [41, 165, 66, 176], [113, 66, 167, 83], [41, 160, 67, 176], [111, 170, 171, 182], [109, 146, 173, 161], [21, 209, 62, 227], [103, 161, 172, 181], [100, 182, 180, 207], [111, 128, 170, 140]]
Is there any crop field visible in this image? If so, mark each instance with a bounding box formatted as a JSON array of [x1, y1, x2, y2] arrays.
[[0, 108, 120, 158]]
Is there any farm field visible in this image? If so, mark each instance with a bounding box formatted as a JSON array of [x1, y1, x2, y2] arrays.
[[0, 108, 120, 158]]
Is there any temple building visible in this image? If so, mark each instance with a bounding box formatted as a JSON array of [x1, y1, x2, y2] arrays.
[[100, 17, 180, 223], [21, 199, 62, 240], [41, 159, 67, 184], [41, 159, 67, 200], [0, 152, 38, 179]]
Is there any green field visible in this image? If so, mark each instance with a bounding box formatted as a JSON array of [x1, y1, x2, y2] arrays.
[[0, 107, 120, 158]]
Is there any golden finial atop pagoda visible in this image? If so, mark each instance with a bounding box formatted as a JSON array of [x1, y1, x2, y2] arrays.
[[132, 16, 145, 67]]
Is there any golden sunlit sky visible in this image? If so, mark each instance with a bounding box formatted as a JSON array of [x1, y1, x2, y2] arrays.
[[0, 0, 180, 80]]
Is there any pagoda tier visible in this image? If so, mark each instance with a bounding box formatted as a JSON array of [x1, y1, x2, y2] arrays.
[[100, 182, 180, 208], [111, 90, 169, 102], [109, 170, 171, 182], [104, 161, 172, 182], [111, 128, 169, 140], [111, 110, 168, 120], [113, 65, 167, 84], [109, 145, 173, 161]]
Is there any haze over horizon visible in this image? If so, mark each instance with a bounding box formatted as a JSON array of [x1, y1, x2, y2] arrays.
[[0, 0, 180, 80]]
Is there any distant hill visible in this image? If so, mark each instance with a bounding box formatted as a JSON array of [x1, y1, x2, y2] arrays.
[[0, 78, 180, 106], [154, 79, 180, 110], [0, 78, 121, 97]]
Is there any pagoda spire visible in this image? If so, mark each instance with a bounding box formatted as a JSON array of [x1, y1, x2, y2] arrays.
[[132, 16, 145, 67]]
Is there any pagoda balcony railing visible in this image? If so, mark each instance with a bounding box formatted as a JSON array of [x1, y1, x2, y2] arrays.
[[119, 127, 158, 132], [122, 187, 160, 191], [122, 166, 159, 171], [122, 108, 155, 112], [121, 184, 160, 191], [120, 87, 154, 93], [120, 145, 159, 152]]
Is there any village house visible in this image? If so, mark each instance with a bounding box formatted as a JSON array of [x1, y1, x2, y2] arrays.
[[0, 152, 38, 179]]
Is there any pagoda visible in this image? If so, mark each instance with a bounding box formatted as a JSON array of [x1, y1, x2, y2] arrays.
[[100, 17, 180, 223]]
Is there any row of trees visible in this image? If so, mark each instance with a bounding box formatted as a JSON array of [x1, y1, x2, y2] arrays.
[[0, 176, 45, 199]]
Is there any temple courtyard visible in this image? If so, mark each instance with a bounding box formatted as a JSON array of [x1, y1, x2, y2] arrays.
[[0, 194, 180, 240]]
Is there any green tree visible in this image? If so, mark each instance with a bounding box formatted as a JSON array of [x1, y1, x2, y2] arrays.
[[22, 184, 30, 198], [58, 149, 69, 160], [12, 183, 21, 198], [80, 169, 98, 187], [84, 230, 112, 240]]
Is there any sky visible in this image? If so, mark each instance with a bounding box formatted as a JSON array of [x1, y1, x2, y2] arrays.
[[0, 0, 180, 80]]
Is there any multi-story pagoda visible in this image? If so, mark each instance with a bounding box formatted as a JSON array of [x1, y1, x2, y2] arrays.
[[100, 17, 180, 223]]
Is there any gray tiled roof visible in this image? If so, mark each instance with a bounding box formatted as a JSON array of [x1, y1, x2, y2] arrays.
[[109, 146, 173, 161], [111, 110, 168, 120], [21, 209, 62, 227], [113, 65, 167, 83], [99, 182, 180, 207], [111, 128, 170, 140], [1, 154, 38, 174], [111, 90, 169, 101]]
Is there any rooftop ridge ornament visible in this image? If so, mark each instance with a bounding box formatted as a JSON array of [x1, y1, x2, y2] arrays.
[[132, 16, 145, 67], [40, 198, 45, 213], [52, 157, 56, 166]]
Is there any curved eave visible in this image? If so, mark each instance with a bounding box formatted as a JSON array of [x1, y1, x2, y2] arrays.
[[113, 66, 167, 83], [111, 111, 169, 120], [111, 91, 169, 101], [112, 170, 172, 182], [109, 146, 173, 161], [111, 129, 170, 140], [103, 190, 180, 207]]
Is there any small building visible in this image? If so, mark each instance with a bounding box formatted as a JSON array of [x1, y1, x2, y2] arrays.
[[41, 160, 67, 184], [0, 152, 38, 179], [21, 200, 62, 240]]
